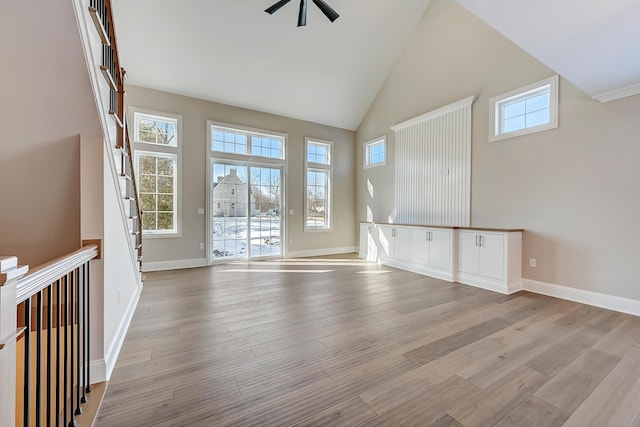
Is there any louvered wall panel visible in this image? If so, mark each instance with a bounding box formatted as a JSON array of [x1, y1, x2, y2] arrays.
[[392, 97, 474, 227]]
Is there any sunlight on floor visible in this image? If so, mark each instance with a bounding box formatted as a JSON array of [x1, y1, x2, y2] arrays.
[[220, 269, 334, 273]]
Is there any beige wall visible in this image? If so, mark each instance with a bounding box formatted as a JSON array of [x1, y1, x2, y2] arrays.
[[357, 0, 640, 300], [0, 0, 101, 267], [125, 86, 357, 263]]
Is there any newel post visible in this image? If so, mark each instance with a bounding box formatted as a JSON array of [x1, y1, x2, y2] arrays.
[[0, 257, 28, 427]]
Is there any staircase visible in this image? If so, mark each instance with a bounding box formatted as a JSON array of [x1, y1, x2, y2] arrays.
[[78, 0, 143, 275]]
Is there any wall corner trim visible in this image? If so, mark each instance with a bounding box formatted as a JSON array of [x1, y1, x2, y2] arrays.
[[592, 82, 640, 103], [523, 278, 640, 317]]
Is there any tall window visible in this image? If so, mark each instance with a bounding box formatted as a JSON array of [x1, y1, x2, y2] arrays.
[[305, 138, 331, 231], [490, 75, 559, 142], [364, 136, 386, 168], [131, 109, 181, 236]]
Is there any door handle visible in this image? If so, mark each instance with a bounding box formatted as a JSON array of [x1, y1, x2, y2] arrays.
[[478, 235, 483, 247], [475, 235, 479, 247]]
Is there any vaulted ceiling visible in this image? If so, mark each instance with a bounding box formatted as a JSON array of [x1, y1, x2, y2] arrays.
[[111, 0, 434, 131], [455, 0, 640, 102], [111, 0, 640, 131]]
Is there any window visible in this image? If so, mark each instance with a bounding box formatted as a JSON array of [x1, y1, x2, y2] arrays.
[[364, 136, 386, 168], [131, 108, 182, 236], [490, 75, 559, 142], [307, 141, 330, 164], [211, 125, 284, 160], [305, 138, 331, 231], [134, 112, 177, 146]]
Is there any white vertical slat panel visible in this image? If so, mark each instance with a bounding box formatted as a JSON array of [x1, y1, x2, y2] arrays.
[[392, 96, 474, 227]]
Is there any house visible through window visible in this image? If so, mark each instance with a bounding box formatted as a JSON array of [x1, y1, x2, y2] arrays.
[[364, 136, 386, 168], [305, 138, 331, 231], [490, 75, 559, 142], [131, 108, 181, 236]]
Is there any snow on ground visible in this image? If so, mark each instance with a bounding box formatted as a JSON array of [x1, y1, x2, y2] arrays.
[[212, 216, 281, 259]]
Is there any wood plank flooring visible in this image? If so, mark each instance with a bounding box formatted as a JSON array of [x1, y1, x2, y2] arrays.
[[96, 254, 640, 426]]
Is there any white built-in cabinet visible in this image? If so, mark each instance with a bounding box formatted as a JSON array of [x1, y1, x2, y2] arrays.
[[456, 229, 522, 294], [359, 223, 522, 294], [359, 223, 378, 262], [409, 228, 453, 281], [378, 225, 411, 261]]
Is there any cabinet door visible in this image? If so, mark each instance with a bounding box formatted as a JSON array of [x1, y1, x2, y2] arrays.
[[410, 229, 430, 264], [478, 233, 505, 280], [429, 229, 451, 270], [378, 226, 394, 258], [359, 224, 369, 259], [457, 231, 479, 274], [359, 223, 378, 261], [394, 227, 412, 261]]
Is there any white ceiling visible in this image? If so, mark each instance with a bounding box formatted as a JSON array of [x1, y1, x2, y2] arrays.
[[111, 0, 433, 130], [111, 0, 640, 131], [455, 0, 640, 102]]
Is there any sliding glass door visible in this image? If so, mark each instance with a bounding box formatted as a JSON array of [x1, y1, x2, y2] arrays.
[[211, 161, 282, 261]]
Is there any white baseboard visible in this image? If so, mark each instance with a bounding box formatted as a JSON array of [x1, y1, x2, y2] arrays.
[[91, 359, 107, 384], [380, 257, 454, 283], [142, 258, 207, 272], [457, 272, 511, 295], [287, 246, 357, 259], [523, 279, 640, 317], [104, 285, 141, 380]]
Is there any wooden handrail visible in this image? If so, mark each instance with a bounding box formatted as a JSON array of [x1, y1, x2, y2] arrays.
[[125, 130, 143, 222], [16, 245, 99, 304], [0, 327, 25, 351], [88, 0, 142, 268]]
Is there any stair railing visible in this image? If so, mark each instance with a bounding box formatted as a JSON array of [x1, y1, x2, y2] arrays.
[[88, 0, 143, 270], [1, 244, 98, 427]]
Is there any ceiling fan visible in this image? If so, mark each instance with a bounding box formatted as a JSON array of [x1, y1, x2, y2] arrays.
[[265, 0, 340, 27]]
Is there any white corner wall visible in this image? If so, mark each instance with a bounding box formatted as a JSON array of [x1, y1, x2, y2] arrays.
[[102, 147, 142, 379]]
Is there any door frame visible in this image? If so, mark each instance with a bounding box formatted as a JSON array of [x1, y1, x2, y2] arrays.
[[206, 121, 288, 265]]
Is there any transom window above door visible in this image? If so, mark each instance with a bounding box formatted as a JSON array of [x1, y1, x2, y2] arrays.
[[211, 125, 285, 160]]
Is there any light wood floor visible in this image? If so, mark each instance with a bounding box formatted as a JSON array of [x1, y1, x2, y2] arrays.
[[96, 254, 640, 426]]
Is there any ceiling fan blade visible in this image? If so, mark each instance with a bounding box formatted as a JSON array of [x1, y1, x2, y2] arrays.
[[297, 0, 307, 27], [312, 0, 339, 22], [265, 0, 292, 15]]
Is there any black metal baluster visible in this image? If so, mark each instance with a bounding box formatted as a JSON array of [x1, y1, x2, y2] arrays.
[[85, 262, 92, 395], [75, 268, 82, 416], [102, 1, 106, 31], [36, 291, 43, 427], [80, 263, 87, 404], [69, 270, 77, 427], [47, 286, 53, 427], [56, 280, 61, 427], [24, 298, 31, 427], [63, 275, 69, 427]]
